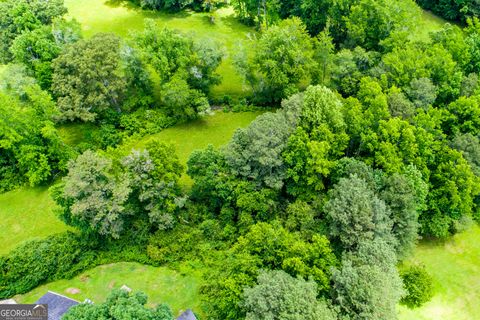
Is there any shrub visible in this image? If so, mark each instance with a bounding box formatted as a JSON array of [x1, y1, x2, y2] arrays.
[[400, 264, 434, 308]]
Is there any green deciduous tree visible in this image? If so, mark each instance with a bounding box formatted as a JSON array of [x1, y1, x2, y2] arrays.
[[225, 111, 293, 190], [0, 0, 67, 62], [243, 270, 337, 320], [235, 17, 316, 103], [324, 175, 393, 250], [400, 264, 434, 308], [52, 33, 126, 122], [10, 19, 81, 90]]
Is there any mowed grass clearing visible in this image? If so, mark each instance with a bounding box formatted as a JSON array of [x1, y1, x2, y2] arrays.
[[64, 0, 253, 99], [398, 225, 480, 320], [121, 110, 263, 185], [0, 186, 69, 255], [15, 262, 202, 318]]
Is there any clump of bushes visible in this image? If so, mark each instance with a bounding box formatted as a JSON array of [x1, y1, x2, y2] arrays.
[[400, 264, 435, 308]]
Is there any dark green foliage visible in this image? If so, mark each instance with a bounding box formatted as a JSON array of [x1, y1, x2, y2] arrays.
[[63, 289, 175, 320], [416, 0, 479, 23], [331, 240, 404, 320], [400, 264, 434, 308], [243, 270, 337, 320], [324, 175, 394, 250], [225, 111, 294, 190], [0, 232, 93, 298], [450, 133, 480, 177], [52, 33, 127, 122]]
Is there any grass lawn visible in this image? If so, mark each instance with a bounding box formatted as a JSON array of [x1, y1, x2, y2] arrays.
[[411, 9, 448, 42], [398, 225, 480, 320], [121, 110, 263, 185], [15, 262, 202, 318], [0, 186, 69, 256], [64, 0, 253, 99]]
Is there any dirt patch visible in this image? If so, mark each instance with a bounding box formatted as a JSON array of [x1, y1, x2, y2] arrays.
[[66, 288, 81, 294], [108, 280, 116, 289], [79, 275, 90, 282]]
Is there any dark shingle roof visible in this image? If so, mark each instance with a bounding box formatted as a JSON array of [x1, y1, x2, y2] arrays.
[[35, 291, 79, 320], [177, 309, 197, 320]]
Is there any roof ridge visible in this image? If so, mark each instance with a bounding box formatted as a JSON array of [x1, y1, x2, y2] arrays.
[[45, 291, 80, 303]]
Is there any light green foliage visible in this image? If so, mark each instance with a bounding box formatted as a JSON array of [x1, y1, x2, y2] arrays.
[[0, 0, 67, 63], [400, 264, 434, 308], [235, 17, 315, 103], [445, 95, 480, 136], [63, 289, 175, 320], [130, 19, 222, 119], [422, 148, 480, 237], [234, 222, 336, 291], [324, 175, 394, 250], [0, 77, 70, 190], [10, 19, 82, 89], [283, 86, 348, 198], [52, 33, 126, 122], [160, 76, 211, 122], [243, 270, 337, 320]]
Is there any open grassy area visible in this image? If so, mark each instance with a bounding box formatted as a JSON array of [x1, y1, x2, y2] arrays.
[[0, 186, 69, 255], [398, 225, 480, 320], [64, 0, 253, 99], [411, 9, 448, 41], [15, 262, 202, 317], [121, 110, 263, 185]]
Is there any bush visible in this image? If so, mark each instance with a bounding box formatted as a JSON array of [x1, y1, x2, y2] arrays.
[[400, 264, 434, 308], [0, 231, 152, 299]]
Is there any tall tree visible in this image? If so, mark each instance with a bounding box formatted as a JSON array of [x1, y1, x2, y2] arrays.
[[52, 33, 126, 122], [243, 270, 337, 320]]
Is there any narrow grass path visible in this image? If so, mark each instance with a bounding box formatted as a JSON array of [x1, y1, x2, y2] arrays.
[[15, 262, 202, 318], [64, 0, 253, 99], [398, 225, 480, 320]]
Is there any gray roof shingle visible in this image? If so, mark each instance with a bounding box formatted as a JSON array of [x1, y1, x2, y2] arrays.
[[35, 291, 79, 320], [177, 309, 197, 320]]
